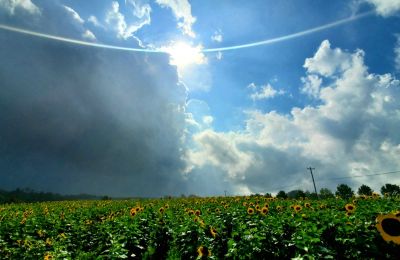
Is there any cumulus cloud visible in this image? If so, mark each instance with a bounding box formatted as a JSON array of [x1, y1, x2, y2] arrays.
[[156, 0, 196, 37], [301, 74, 323, 98], [0, 0, 40, 15], [0, 1, 189, 197], [186, 40, 400, 194], [248, 83, 285, 100], [105, 0, 151, 39], [304, 40, 352, 77], [362, 0, 400, 16]]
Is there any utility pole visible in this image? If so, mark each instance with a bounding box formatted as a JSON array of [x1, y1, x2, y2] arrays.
[[307, 167, 318, 198], [224, 190, 227, 197]]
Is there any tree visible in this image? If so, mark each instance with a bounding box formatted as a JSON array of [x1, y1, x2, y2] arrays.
[[335, 184, 354, 199], [319, 188, 334, 199], [304, 191, 318, 200], [287, 190, 306, 199], [264, 193, 272, 198], [357, 184, 373, 196], [381, 183, 400, 196], [276, 190, 287, 199]]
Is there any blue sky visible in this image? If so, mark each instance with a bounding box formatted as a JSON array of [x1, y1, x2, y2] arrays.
[[0, 0, 400, 196]]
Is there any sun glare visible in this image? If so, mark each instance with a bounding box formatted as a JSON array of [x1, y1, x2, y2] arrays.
[[165, 42, 206, 69]]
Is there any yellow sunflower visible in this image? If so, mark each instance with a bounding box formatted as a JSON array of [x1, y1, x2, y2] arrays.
[[130, 208, 136, 217], [197, 245, 211, 257], [260, 207, 269, 215], [43, 253, 53, 260], [195, 209, 201, 216], [159, 207, 165, 214], [294, 205, 302, 212], [376, 214, 400, 245], [210, 227, 217, 238], [247, 207, 255, 215], [276, 205, 283, 212], [345, 203, 356, 212], [304, 202, 311, 208]]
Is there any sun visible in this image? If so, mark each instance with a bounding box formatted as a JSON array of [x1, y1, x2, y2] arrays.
[[164, 41, 206, 69]]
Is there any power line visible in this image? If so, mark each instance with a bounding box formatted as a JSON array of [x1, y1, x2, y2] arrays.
[[316, 170, 400, 182], [265, 170, 400, 193]]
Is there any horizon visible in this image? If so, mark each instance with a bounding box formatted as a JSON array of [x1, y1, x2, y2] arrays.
[[1, 0, 400, 197]]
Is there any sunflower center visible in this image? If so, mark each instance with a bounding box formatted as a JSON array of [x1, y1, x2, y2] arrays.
[[381, 218, 400, 236]]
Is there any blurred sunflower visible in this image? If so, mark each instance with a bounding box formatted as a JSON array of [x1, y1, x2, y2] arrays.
[[43, 253, 53, 260], [264, 203, 269, 209], [197, 245, 211, 257], [130, 208, 136, 217], [159, 207, 165, 214], [276, 205, 283, 212], [261, 207, 269, 215], [255, 204, 261, 211], [345, 204, 356, 212], [376, 213, 400, 245], [304, 202, 311, 208], [346, 211, 353, 217], [210, 227, 217, 238], [195, 209, 201, 216], [247, 207, 255, 215], [294, 205, 302, 212]]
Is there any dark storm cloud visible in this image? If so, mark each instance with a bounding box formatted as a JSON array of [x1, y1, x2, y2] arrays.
[[0, 1, 188, 197]]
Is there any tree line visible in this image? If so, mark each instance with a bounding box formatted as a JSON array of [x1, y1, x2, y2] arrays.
[[274, 183, 400, 200], [0, 188, 103, 204]]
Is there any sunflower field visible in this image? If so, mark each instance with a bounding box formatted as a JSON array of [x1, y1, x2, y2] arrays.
[[0, 195, 399, 259]]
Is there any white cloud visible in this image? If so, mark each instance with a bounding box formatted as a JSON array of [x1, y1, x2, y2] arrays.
[[211, 30, 223, 42], [156, 0, 196, 38], [202, 115, 213, 125], [63, 5, 84, 24], [301, 74, 323, 98], [186, 40, 400, 195], [362, 0, 400, 16], [82, 29, 96, 41], [304, 40, 353, 77], [88, 15, 103, 28], [0, 0, 40, 15], [248, 83, 285, 100], [216, 51, 223, 60], [395, 34, 400, 72], [105, 1, 151, 39]]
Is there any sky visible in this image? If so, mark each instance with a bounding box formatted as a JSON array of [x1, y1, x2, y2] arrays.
[[0, 0, 400, 197]]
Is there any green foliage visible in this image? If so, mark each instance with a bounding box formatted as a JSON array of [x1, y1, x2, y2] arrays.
[[357, 184, 373, 196], [319, 188, 334, 199], [381, 183, 400, 196], [0, 195, 399, 259], [335, 184, 354, 199], [276, 190, 287, 199], [287, 190, 306, 199]]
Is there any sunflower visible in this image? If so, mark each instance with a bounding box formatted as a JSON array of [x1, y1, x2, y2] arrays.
[[195, 209, 201, 216], [260, 207, 269, 215], [255, 204, 261, 211], [197, 245, 211, 257], [294, 205, 302, 212], [304, 202, 311, 208], [247, 207, 255, 215], [130, 208, 136, 217], [376, 213, 400, 245], [242, 202, 248, 207], [345, 203, 356, 212], [43, 253, 53, 260], [346, 211, 353, 217], [159, 207, 165, 214], [276, 205, 283, 212], [210, 227, 217, 238], [372, 192, 380, 198], [264, 203, 270, 209]]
